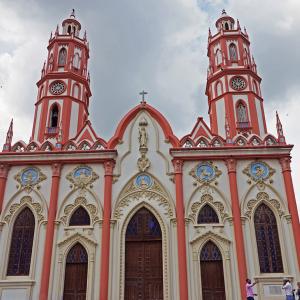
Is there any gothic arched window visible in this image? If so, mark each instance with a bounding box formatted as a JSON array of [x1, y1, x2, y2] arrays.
[[236, 101, 248, 123], [58, 47, 67, 66], [216, 49, 222, 65], [198, 204, 219, 224], [216, 81, 223, 96], [7, 207, 35, 276], [72, 84, 80, 98], [73, 53, 80, 69], [67, 25, 72, 35], [224, 22, 229, 30], [254, 203, 283, 273], [50, 104, 59, 128], [69, 207, 91, 226], [229, 43, 238, 61]]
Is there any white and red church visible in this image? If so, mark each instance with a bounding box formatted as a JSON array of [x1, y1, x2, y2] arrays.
[[0, 9, 299, 300]]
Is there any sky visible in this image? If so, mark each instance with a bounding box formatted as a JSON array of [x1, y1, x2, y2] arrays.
[[0, 0, 299, 210]]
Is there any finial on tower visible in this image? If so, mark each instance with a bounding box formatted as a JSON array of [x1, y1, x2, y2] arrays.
[[139, 90, 148, 105], [222, 9, 227, 15], [55, 24, 59, 36], [70, 9, 76, 19], [237, 19, 241, 30], [3, 119, 13, 152], [276, 111, 286, 144]]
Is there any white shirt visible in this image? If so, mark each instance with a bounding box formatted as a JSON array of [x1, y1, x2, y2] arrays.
[[282, 282, 293, 295]]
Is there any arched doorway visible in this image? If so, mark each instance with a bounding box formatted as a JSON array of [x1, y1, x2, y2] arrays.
[[200, 241, 226, 300], [63, 243, 88, 300], [125, 207, 163, 300]]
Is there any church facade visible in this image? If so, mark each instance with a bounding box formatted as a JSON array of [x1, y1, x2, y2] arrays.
[[0, 10, 299, 300]]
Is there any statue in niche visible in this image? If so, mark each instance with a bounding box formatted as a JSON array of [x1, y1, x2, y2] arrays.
[[237, 103, 247, 122], [138, 126, 148, 148]]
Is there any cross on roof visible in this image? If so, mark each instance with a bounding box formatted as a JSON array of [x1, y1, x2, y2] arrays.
[[139, 90, 148, 103]]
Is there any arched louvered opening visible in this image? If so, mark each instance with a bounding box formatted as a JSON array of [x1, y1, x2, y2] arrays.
[[200, 241, 226, 299], [125, 208, 163, 300], [198, 204, 219, 224], [254, 203, 283, 273], [7, 207, 35, 276], [58, 47, 67, 66], [69, 206, 91, 226], [63, 243, 88, 299], [50, 104, 59, 128], [229, 43, 238, 61]]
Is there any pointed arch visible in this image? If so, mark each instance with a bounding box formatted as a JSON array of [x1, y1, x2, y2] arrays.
[[40, 141, 54, 151], [11, 141, 26, 152], [48, 102, 60, 129], [215, 49, 222, 65], [72, 83, 81, 99], [198, 204, 219, 224], [215, 80, 223, 97], [229, 43, 238, 61], [236, 100, 249, 124], [254, 203, 283, 273], [7, 207, 35, 276], [58, 47, 67, 66], [196, 137, 209, 148], [73, 53, 81, 69], [26, 141, 39, 152], [69, 206, 91, 226], [107, 102, 179, 149]]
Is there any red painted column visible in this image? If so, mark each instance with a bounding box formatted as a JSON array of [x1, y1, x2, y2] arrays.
[[0, 164, 9, 214], [280, 157, 300, 268], [225, 158, 247, 299], [39, 163, 61, 300], [100, 160, 114, 300], [172, 159, 189, 300]]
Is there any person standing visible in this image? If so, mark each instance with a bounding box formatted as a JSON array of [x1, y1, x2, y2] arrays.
[[246, 278, 257, 300], [282, 278, 294, 300]]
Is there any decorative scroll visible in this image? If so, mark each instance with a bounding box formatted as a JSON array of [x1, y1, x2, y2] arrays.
[[66, 165, 99, 190], [14, 167, 47, 192], [189, 161, 222, 184], [243, 161, 275, 183]]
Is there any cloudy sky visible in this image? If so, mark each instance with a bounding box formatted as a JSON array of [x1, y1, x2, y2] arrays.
[[0, 0, 299, 209]]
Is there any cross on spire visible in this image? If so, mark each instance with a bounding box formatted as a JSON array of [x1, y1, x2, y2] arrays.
[[139, 90, 148, 104]]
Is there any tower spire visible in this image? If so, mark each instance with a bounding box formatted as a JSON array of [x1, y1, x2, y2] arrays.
[[276, 111, 286, 144], [3, 119, 13, 152]]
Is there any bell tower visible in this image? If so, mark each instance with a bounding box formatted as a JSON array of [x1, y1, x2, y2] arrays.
[[31, 9, 91, 144], [206, 10, 267, 139]]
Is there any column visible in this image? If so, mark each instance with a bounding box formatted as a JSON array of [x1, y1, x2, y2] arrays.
[[100, 160, 114, 300], [280, 157, 300, 268], [39, 163, 61, 300], [225, 158, 247, 299], [173, 159, 189, 300], [0, 164, 9, 214]]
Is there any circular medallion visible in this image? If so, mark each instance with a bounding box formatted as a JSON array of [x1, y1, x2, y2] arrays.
[[135, 174, 153, 189], [49, 81, 66, 95], [231, 76, 247, 91], [74, 167, 92, 180], [250, 162, 269, 181], [21, 168, 39, 186], [196, 163, 216, 182]]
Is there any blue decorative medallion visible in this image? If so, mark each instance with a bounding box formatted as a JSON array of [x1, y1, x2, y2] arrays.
[[20, 168, 39, 185], [190, 161, 222, 184], [250, 162, 269, 181], [243, 161, 275, 182], [135, 173, 153, 189], [73, 166, 92, 180]]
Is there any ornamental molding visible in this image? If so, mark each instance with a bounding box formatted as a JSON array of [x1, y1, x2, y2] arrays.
[[190, 230, 231, 260], [60, 197, 100, 225], [14, 166, 47, 193], [114, 173, 174, 219], [244, 192, 284, 219], [66, 165, 99, 191], [189, 161, 222, 184], [188, 194, 229, 224], [243, 161, 275, 183], [3, 196, 44, 224]]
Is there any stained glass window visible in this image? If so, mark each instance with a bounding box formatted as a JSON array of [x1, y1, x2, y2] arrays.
[[66, 243, 88, 263], [126, 208, 161, 241], [7, 207, 35, 276], [198, 204, 219, 224], [254, 203, 283, 273], [69, 206, 91, 226], [200, 241, 222, 261]]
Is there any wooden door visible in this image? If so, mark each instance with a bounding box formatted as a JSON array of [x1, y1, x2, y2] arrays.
[[125, 208, 163, 300], [63, 243, 88, 300], [200, 241, 226, 300]]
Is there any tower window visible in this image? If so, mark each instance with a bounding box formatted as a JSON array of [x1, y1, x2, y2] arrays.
[[58, 47, 67, 66], [236, 102, 248, 123], [224, 22, 229, 30], [67, 25, 71, 34], [215, 49, 222, 66], [73, 53, 80, 69], [216, 81, 223, 96], [229, 43, 238, 61], [50, 104, 59, 128]]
